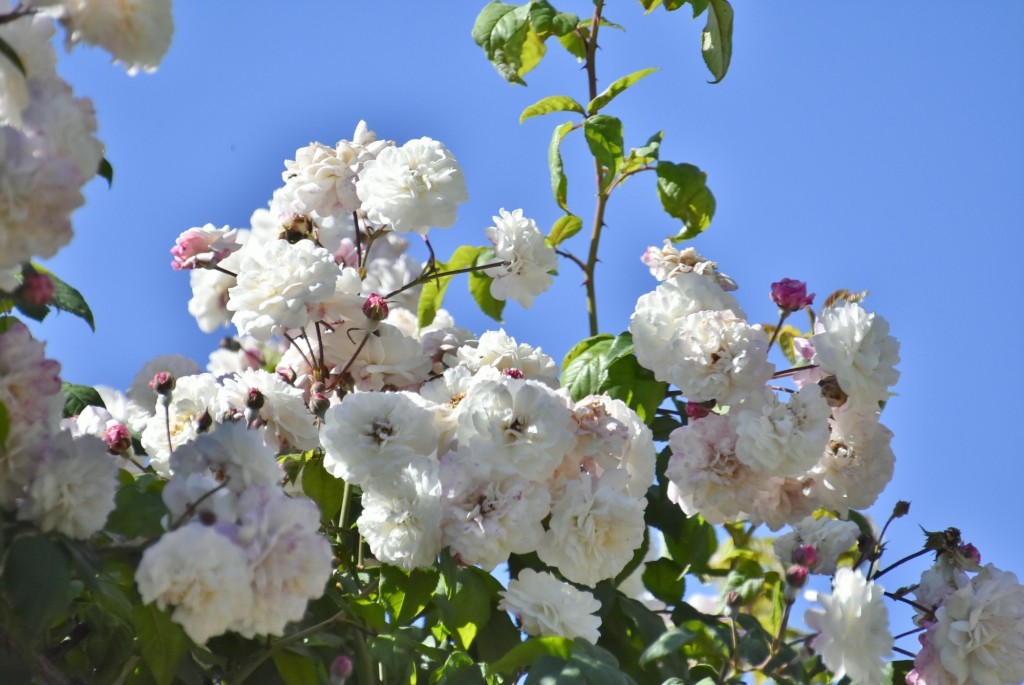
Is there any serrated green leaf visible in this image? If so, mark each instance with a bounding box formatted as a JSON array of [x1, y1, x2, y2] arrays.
[[273, 649, 319, 685], [472, 2, 533, 84], [98, 157, 114, 187], [561, 336, 615, 400], [133, 604, 188, 685], [490, 636, 573, 677], [529, 1, 578, 37], [546, 213, 583, 247], [588, 67, 659, 114], [62, 382, 106, 418], [549, 120, 575, 211], [2, 534, 75, 637], [301, 455, 346, 522], [418, 245, 487, 328], [379, 565, 439, 624], [584, 114, 624, 184], [562, 333, 614, 370], [520, 95, 585, 124], [702, 0, 734, 83], [0, 35, 26, 76], [28, 264, 96, 330], [656, 161, 716, 241]]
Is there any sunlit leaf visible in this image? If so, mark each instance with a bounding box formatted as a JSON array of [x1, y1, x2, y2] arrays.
[[701, 0, 734, 83], [656, 161, 716, 241], [549, 120, 575, 211], [547, 213, 583, 247], [588, 67, 659, 113], [520, 94, 585, 123]]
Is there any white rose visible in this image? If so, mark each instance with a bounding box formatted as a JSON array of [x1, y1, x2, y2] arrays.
[[499, 569, 602, 643]]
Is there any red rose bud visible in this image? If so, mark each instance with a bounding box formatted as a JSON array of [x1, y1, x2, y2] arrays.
[[19, 273, 54, 306], [770, 278, 815, 312], [786, 564, 809, 588], [685, 402, 711, 420], [362, 293, 389, 322], [330, 655, 354, 684], [501, 368, 525, 379], [149, 371, 175, 396], [959, 543, 981, 564], [103, 423, 133, 455], [792, 543, 819, 569]]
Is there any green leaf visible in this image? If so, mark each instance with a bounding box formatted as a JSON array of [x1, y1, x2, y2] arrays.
[[2, 534, 76, 637], [418, 245, 486, 328], [0, 400, 8, 451], [0, 35, 26, 76], [27, 264, 96, 330], [490, 636, 573, 677], [656, 161, 716, 241], [301, 455, 346, 522], [62, 382, 106, 418], [469, 251, 505, 321], [561, 335, 615, 400], [444, 566, 500, 650], [588, 67, 659, 114], [98, 157, 114, 187], [133, 604, 189, 685], [642, 558, 686, 606], [638, 0, 663, 13], [472, 2, 533, 84], [602, 352, 667, 423], [547, 213, 583, 247], [106, 474, 168, 539], [701, 0, 734, 83], [379, 565, 439, 624], [549, 120, 575, 211], [529, 1, 578, 37], [623, 131, 664, 175], [583, 114, 624, 184], [638, 627, 696, 668], [558, 29, 586, 61], [437, 652, 489, 685], [520, 94, 585, 124], [273, 649, 320, 685]]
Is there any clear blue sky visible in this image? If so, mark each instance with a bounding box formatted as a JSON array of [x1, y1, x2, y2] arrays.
[[35, 2, 1024, 612]]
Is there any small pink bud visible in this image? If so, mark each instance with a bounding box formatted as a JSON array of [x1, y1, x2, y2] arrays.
[[685, 402, 711, 421], [149, 371, 175, 396], [362, 293, 389, 322], [330, 655, 354, 684], [19, 273, 54, 306], [792, 543, 819, 569], [103, 424, 132, 455], [770, 278, 815, 312], [501, 368, 524, 379], [959, 543, 981, 564], [277, 366, 297, 385], [785, 564, 809, 588], [310, 392, 330, 418]]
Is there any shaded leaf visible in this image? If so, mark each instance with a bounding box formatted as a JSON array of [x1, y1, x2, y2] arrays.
[[602, 352, 667, 423], [106, 474, 168, 539], [418, 245, 486, 328], [529, 1, 578, 37], [656, 161, 716, 241], [588, 67, 659, 114], [583, 114, 624, 184], [133, 604, 189, 685], [639, 627, 696, 667], [2, 534, 75, 637], [379, 565, 439, 624], [520, 94, 585, 124], [273, 650, 319, 685], [491, 636, 573, 677], [642, 557, 686, 606], [62, 382, 106, 419], [301, 455, 346, 522], [0, 35, 25, 76], [98, 157, 114, 187], [468, 250, 505, 321], [549, 120, 575, 211], [702, 0, 734, 83], [27, 264, 96, 330], [547, 213, 583, 247]]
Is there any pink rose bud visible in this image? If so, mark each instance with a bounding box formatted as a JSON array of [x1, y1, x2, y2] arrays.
[[149, 371, 175, 396], [959, 543, 981, 564], [277, 366, 298, 385], [310, 392, 330, 418], [770, 278, 815, 312], [501, 368, 524, 379], [330, 655, 354, 683], [19, 273, 54, 306], [685, 402, 711, 421], [103, 424, 133, 455], [792, 543, 819, 569], [785, 564, 809, 588], [362, 293, 389, 322]]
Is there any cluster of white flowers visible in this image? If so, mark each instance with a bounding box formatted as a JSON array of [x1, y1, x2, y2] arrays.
[[907, 549, 1024, 685], [0, 0, 173, 286], [636, 259, 900, 530]]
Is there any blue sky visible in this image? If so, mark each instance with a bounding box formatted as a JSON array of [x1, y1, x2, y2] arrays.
[[34, 2, 1024, 620]]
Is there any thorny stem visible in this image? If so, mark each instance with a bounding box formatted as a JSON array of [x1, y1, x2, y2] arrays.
[[383, 260, 510, 301]]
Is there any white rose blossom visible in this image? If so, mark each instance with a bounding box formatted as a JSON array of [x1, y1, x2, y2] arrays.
[[538, 471, 646, 587], [216, 368, 318, 451], [641, 240, 737, 290], [805, 568, 892, 685], [127, 353, 201, 414], [0, 8, 58, 126], [135, 524, 254, 644], [734, 385, 831, 476], [484, 208, 557, 307], [811, 303, 900, 413], [358, 460, 443, 571], [356, 137, 468, 234], [773, 516, 860, 575], [809, 411, 895, 515], [228, 238, 338, 340], [456, 329, 558, 385], [168, 421, 283, 495], [61, 0, 174, 75], [140, 372, 220, 472], [564, 394, 656, 499], [499, 569, 602, 644]]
